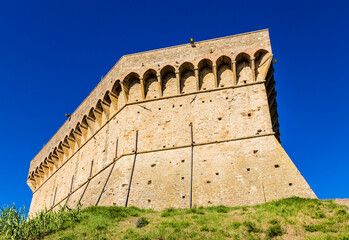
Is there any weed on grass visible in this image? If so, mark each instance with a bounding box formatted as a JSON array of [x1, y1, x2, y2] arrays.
[[243, 221, 260, 233], [266, 223, 284, 238], [136, 217, 149, 228], [227, 221, 241, 230]]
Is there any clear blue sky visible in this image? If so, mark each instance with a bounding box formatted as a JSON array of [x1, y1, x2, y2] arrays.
[[0, 0, 348, 209]]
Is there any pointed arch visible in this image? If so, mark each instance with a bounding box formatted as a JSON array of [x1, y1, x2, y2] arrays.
[[236, 53, 252, 85], [179, 62, 195, 94], [143, 69, 159, 99], [198, 59, 214, 90], [124, 72, 141, 102], [160, 65, 177, 96], [216, 55, 233, 87]]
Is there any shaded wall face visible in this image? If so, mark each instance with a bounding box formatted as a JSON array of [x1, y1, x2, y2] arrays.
[[180, 71, 196, 94], [237, 61, 253, 84], [28, 83, 315, 215], [199, 68, 214, 90], [218, 65, 233, 87], [145, 77, 159, 99], [162, 73, 177, 96]]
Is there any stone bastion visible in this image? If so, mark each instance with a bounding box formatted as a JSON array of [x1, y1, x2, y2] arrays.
[[27, 29, 316, 215]]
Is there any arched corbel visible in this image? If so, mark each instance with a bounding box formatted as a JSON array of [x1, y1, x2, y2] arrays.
[[42, 160, 50, 174], [120, 81, 129, 103], [254, 50, 273, 82], [94, 101, 104, 126], [80, 116, 90, 139], [86, 109, 97, 132], [101, 102, 110, 118], [27, 175, 36, 191], [33, 169, 42, 186], [55, 145, 65, 163], [73, 124, 83, 146], [46, 156, 56, 173], [108, 91, 118, 110], [101, 94, 111, 117], [59, 142, 70, 159], [62, 136, 72, 156], [49, 151, 60, 168], [68, 130, 77, 151], [37, 166, 45, 183]]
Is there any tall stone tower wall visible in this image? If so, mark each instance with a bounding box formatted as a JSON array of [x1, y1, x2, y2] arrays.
[[27, 29, 316, 216]]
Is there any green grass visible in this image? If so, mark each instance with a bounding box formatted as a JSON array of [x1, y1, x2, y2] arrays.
[[1, 197, 349, 239]]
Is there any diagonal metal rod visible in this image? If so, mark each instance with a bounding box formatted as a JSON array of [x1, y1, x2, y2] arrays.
[[64, 175, 74, 208], [78, 160, 94, 206], [95, 139, 118, 206], [51, 186, 58, 210], [262, 181, 266, 203], [189, 122, 194, 208], [66, 177, 74, 207], [125, 131, 138, 207]]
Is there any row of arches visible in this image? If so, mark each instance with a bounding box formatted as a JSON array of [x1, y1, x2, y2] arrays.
[[27, 49, 273, 191]]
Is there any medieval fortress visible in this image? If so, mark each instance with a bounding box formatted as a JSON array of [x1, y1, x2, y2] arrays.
[[27, 29, 316, 215]]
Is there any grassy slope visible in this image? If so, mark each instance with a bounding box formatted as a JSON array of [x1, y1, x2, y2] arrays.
[[45, 198, 349, 240]]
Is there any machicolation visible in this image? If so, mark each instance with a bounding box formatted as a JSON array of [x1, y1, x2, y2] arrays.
[[27, 29, 316, 216]]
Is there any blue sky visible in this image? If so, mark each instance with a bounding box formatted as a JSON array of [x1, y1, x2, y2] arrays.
[[0, 0, 348, 209]]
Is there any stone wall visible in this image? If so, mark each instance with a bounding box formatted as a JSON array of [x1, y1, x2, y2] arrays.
[[27, 29, 316, 216], [27, 29, 272, 176], [28, 82, 316, 215]]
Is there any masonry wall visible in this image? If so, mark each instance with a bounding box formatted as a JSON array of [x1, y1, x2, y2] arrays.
[[28, 29, 272, 175], [27, 30, 317, 216], [28, 82, 316, 215]]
